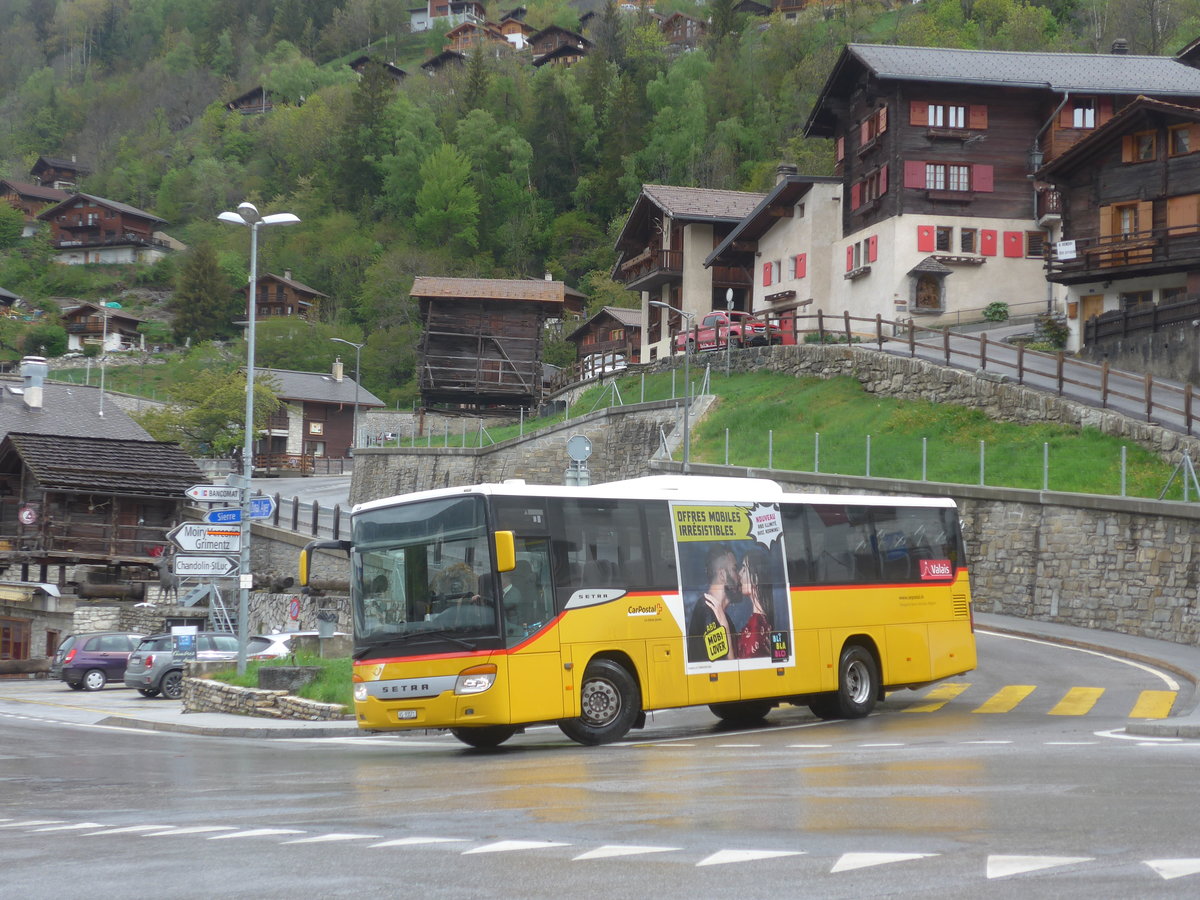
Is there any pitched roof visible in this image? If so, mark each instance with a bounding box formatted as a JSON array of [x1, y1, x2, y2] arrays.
[[410, 275, 566, 304], [706, 174, 842, 267], [615, 184, 767, 254], [61, 302, 145, 327], [257, 272, 328, 298], [31, 156, 91, 176], [2, 433, 204, 496], [0, 179, 69, 203], [0, 379, 151, 441], [258, 368, 386, 408], [807, 43, 1200, 136], [37, 192, 167, 225]]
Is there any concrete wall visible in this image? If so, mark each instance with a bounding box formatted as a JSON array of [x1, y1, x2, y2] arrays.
[[1080, 319, 1200, 386]]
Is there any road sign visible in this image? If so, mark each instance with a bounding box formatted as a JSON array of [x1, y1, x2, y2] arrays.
[[250, 496, 275, 518], [168, 522, 241, 554], [205, 507, 242, 524], [172, 555, 239, 578], [185, 484, 242, 503]]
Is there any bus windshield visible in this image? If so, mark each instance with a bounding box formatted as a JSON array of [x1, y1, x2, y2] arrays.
[[352, 495, 501, 649]]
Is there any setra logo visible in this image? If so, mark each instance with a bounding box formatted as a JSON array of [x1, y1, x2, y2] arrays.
[[919, 559, 953, 579]]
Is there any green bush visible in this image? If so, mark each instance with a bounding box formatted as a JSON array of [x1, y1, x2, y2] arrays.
[[983, 302, 1010, 322], [1035, 313, 1070, 349]]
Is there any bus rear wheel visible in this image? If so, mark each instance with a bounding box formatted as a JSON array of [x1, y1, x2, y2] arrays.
[[450, 726, 518, 748], [709, 699, 773, 726], [558, 659, 640, 745], [809, 644, 878, 720]]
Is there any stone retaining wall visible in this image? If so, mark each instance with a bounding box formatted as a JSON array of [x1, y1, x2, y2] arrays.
[[182, 671, 347, 720]]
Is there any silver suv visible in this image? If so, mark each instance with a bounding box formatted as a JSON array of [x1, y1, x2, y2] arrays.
[[123, 632, 275, 699]]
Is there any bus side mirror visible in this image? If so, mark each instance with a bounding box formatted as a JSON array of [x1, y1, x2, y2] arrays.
[[299, 539, 350, 586], [494, 530, 516, 573]]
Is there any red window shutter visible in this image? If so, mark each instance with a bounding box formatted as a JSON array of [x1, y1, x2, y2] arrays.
[[795, 253, 806, 278], [1121, 136, 1134, 163], [968, 105, 988, 130], [904, 160, 926, 188], [973, 164, 994, 192], [1098, 97, 1113, 125], [850, 182, 862, 209], [860, 120, 870, 145], [980, 229, 998, 256], [917, 225, 935, 253], [879, 164, 888, 195], [867, 235, 878, 262], [877, 106, 888, 134], [846, 246, 855, 272], [1003, 231, 1023, 257], [762, 263, 772, 287], [1059, 106, 1074, 128], [910, 101, 929, 126], [835, 136, 845, 161]]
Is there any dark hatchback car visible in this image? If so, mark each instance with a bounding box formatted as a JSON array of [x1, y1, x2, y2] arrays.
[[51, 632, 144, 691]]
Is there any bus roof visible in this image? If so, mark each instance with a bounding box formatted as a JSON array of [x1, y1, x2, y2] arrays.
[[351, 475, 958, 515]]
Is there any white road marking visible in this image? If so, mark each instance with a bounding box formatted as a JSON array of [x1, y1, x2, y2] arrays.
[[716, 743, 761, 748], [859, 742, 904, 747], [1145, 859, 1200, 880], [371, 837, 469, 848], [978, 629, 1181, 690], [696, 849, 804, 866], [32, 822, 104, 832], [788, 744, 832, 748], [1095, 728, 1182, 743], [143, 826, 238, 837], [281, 833, 381, 844], [573, 845, 679, 860], [209, 829, 307, 840], [1045, 741, 1097, 746], [463, 840, 570, 854], [831, 852, 937, 873], [986, 855, 1094, 879], [0, 820, 65, 828], [962, 740, 1012, 745], [83, 825, 167, 836]]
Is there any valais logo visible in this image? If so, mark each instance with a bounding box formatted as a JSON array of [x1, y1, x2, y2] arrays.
[[919, 559, 954, 580]]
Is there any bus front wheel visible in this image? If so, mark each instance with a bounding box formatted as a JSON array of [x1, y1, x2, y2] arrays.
[[809, 644, 878, 720], [559, 659, 640, 745], [450, 725, 518, 748]]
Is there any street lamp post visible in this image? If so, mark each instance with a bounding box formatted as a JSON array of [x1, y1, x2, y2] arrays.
[[219, 201, 299, 674], [649, 300, 694, 474], [97, 300, 121, 418], [330, 338, 365, 454]]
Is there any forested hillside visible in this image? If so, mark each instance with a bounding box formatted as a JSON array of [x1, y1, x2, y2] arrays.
[[0, 0, 1196, 405]]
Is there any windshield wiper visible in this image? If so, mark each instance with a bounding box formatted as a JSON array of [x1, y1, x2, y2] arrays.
[[353, 630, 476, 658]]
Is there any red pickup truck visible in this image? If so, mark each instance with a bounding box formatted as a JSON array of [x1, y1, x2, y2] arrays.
[[673, 310, 783, 353]]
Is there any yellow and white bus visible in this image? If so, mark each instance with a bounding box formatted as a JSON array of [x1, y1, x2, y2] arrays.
[[301, 475, 976, 748]]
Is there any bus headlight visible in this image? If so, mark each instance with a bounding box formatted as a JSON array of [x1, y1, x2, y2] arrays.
[[354, 684, 368, 702], [455, 664, 498, 695]]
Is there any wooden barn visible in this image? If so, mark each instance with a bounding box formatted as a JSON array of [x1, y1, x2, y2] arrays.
[[412, 276, 565, 411]]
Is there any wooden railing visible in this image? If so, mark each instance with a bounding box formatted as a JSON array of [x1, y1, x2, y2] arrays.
[[1084, 294, 1200, 344], [615, 248, 683, 285], [1045, 225, 1200, 279]]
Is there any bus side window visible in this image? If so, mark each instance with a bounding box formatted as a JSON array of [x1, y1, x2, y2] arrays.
[[643, 502, 678, 589], [781, 503, 815, 584]]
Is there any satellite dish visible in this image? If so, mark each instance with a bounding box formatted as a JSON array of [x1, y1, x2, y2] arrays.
[[567, 434, 592, 462]]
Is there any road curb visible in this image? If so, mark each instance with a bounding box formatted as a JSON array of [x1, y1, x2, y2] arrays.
[[97, 715, 362, 739]]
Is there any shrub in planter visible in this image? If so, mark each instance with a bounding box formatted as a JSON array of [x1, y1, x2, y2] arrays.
[[983, 302, 1010, 322]]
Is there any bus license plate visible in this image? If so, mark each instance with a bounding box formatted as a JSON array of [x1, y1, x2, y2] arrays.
[[397, 710, 418, 720]]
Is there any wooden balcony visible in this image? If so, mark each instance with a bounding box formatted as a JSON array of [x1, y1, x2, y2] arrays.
[[1036, 187, 1062, 224], [1046, 225, 1200, 285], [615, 248, 683, 292]]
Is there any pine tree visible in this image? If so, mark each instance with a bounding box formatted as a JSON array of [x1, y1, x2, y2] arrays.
[[169, 243, 239, 344]]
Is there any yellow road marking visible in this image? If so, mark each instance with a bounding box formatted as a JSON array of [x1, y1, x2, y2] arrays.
[[1130, 690, 1176, 719], [972, 685, 1036, 713], [1048, 687, 1104, 716], [903, 682, 971, 713]]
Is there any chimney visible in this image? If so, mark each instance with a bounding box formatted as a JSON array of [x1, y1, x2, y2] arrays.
[[1112, 38, 1129, 54], [284, 269, 292, 281], [776, 163, 798, 184], [20, 356, 47, 411], [332, 357, 344, 382], [544, 272, 553, 281]]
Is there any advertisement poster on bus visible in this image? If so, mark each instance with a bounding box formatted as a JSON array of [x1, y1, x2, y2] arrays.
[[670, 500, 793, 672]]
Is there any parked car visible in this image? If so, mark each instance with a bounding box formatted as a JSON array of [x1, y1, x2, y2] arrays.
[[673, 310, 783, 353], [252, 631, 349, 658], [51, 632, 144, 691], [123, 631, 312, 699]]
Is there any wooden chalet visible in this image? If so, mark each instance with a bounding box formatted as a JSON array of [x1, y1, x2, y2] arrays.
[[243, 271, 328, 321], [532, 42, 589, 67], [566, 306, 643, 379], [349, 56, 407, 82], [410, 0, 486, 32], [30, 155, 90, 191], [1039, 96, 1200, 350], [412, 276, 565, 410], [613, 184, 765, 362], [60, 302, 144, 353], [661, 13, 706, 50], [499, 7, 535, 48], [421, 50, 467, 73], [445, 20, 508, 54], [529, 25, 591, 62], [37, 193, 170, 265], [801, 41, 1200, 329], [0, 180, 68, 237], [226, 85, 275, 114], [0, 357, 203, 584], [257, 363, 385, 461]]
